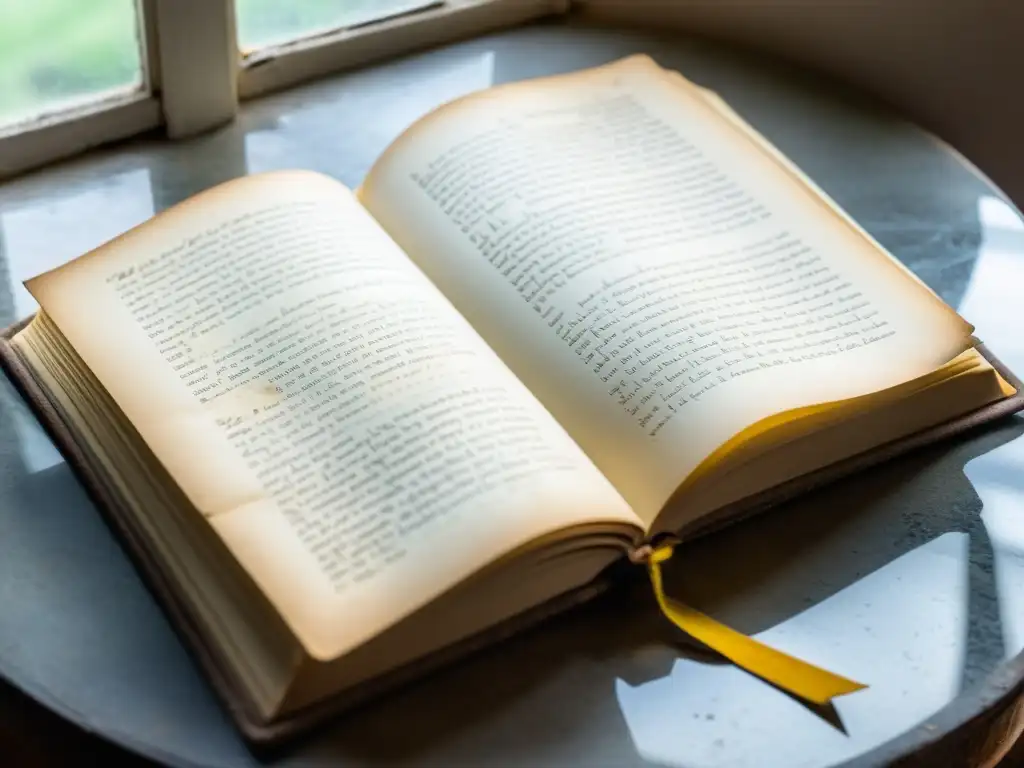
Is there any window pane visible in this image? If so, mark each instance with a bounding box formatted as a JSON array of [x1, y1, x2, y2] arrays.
[[237, 0, 440, 52], [0, 0, 144, 128]]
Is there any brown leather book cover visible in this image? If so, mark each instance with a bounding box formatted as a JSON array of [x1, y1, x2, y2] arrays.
[[2, 313, 1022, 749]]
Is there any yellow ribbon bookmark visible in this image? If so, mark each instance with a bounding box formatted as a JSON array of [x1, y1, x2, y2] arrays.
[[645, 544, 867, 706]]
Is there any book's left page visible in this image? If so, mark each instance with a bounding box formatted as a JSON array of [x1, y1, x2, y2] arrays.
[[23, 170, 641, 662]]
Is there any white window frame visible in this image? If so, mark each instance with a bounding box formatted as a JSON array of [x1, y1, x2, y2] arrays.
[[0, 0, 569, 181], [0, 0, 162, 178]]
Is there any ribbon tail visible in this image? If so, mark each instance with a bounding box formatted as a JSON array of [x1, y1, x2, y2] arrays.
[[648, 548, 866, 706]]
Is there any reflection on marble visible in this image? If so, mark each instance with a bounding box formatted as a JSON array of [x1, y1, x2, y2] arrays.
[[617, 534, 968, 768], [6, 402, 63, 474], [0, 20, 1023, 768], [959, 195, 1024, 374], [972, 437, 1024, 659], [245, 50, 496, 177], [1, 169, 153, 320], [962, 195, 1024, 661]]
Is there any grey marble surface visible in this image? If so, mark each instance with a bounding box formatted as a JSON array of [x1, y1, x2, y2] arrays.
[[1, 19, 1024, 768]]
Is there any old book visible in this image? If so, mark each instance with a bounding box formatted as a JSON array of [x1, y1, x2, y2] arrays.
[[3, 55, 1021, 745]]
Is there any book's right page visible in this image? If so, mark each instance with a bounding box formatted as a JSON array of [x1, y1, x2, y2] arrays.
[[360, 55, 976, 528]]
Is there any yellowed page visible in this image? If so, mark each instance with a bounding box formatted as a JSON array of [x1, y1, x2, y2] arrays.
[[25, 170, 639, 660], [359, 54, 973, 524], [691, 82, 953, 304]]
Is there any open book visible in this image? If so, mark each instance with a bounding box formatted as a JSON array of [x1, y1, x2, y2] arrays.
[[3, 55, 1021, 744]]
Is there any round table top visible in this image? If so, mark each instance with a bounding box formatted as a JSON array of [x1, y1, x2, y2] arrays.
[[2, 19, 1024, 768]]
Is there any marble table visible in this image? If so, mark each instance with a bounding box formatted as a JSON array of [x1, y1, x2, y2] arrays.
[[1, 18, 1024, 768]]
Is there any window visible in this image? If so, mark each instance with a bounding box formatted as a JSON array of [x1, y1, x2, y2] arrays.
[[0, 0, 567, 180], [0, 0, 159, 179], [0, 0, 144, 128]]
